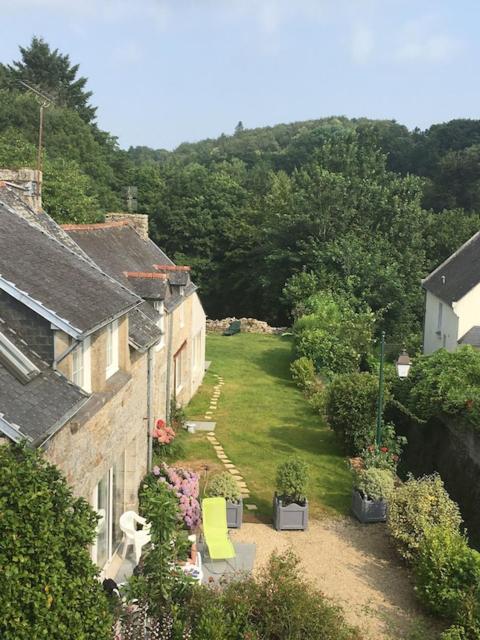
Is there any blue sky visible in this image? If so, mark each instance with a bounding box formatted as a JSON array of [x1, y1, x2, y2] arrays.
[[0, 1, 478, 150]]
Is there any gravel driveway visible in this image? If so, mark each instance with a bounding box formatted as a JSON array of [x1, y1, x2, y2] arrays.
[[231, 518, 442, 639]]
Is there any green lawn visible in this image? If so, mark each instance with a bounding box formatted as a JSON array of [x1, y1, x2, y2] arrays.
[[181, 333, 351, 520]]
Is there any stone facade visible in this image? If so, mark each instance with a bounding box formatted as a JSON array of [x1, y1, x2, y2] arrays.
[[168, 292, 206, 409], [206, 317, 286, 335]]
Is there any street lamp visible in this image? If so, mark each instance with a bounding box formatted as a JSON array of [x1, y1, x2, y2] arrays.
[[375, 332, 412, 446]]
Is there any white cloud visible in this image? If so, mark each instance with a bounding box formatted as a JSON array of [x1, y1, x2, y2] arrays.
[[396, 20, 463, 63], [350, 24, 374, 63]]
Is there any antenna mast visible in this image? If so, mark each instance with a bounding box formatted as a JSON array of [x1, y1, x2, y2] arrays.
[[18, 81, 55, 174]]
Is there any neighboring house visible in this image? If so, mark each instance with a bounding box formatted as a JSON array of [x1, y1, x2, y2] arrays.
[[422, 231, 480, 354], [0, 168, 205, 577]]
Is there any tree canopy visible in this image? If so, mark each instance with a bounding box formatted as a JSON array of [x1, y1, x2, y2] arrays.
[[1, 37, 480, 343]]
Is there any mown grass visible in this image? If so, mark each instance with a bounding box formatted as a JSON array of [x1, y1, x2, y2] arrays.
[[181, 333, 352, 520]]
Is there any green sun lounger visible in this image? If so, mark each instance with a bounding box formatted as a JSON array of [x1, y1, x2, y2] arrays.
[[202, 497, 236, 560]]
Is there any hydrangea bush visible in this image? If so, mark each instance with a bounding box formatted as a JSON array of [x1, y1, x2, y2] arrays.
[[152, 463, 201, 529]]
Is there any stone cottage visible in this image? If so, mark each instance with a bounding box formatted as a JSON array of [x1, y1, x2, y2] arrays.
[[0, 169, 205, 577]]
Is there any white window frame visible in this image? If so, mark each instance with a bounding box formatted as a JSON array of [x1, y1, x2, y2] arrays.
[[72, 337, 91, 392], [106, 320, 119, 379], [436, 302, 443, 334], [192, 330, 202, 370], [175, 343, 187, 394], [153, 301, 165, 350]]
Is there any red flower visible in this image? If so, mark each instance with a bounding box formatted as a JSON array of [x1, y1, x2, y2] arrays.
[[380, 447, 388, 453], [392, 454, 399, 462]]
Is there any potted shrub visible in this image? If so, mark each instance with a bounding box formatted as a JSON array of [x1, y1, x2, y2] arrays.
[[351, 467, 395, 524], [206, 472, 243, 528], [273, 457, 309, 531]]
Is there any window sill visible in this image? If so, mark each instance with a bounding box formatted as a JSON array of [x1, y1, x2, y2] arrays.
[[106, 365, 119, 380]]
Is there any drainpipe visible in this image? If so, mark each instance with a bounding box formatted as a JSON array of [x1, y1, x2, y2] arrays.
[[165, 311, 174, 424], [147, 345, 154, 471]]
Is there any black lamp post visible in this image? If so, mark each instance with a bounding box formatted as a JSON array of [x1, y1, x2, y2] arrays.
[[375, 335, 412, 446]]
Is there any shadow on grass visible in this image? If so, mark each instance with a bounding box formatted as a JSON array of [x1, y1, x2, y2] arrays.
[[251, 345, 296, 385]]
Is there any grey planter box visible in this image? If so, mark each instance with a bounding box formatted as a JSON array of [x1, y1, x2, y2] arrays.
[[351, 489, 387, 523], [226, 498, 243, 529], [273, 494, 308, 531]]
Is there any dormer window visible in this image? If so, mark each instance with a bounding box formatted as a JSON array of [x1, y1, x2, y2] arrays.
[[106, 320, 119, 379], [72, 337, 91, 392]]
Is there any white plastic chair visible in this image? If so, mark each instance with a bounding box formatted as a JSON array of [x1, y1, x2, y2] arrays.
[[119, 511, 151, 564]]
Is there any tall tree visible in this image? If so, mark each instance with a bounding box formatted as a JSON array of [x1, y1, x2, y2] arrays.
[[7, 37, 96, 123]]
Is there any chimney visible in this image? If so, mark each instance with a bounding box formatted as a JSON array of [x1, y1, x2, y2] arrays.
[[105, 212, 149, 241], [0, 168, 42, 212]]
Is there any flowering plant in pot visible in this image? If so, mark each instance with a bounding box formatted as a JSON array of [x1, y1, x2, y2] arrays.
[[273, 457, 309, 531], [351, 466, 395, 524], [206, 472, 243, 528]]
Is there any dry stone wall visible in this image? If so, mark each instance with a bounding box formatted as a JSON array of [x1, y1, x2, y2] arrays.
[[206, 317, 286, 335]]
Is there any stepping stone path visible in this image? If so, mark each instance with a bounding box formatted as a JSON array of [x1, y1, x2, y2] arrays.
[[202, 373, 257, 511]]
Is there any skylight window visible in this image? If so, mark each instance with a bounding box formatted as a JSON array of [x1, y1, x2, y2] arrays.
[[0, 331, 40, 384]]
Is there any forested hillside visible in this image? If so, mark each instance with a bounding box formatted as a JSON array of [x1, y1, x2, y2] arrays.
[[2, 38, 480, 340]]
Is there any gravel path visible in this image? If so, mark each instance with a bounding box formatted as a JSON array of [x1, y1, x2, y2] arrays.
[[231, 518, 441, 639]]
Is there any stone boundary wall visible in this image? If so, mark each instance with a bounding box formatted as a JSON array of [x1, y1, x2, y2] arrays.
[[206, 317, 287, 335]]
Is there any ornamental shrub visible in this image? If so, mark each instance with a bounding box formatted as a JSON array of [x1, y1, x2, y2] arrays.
[[152, 463, 201, 529], [137, 476, 192, 616], [325, 371, 388, 455], [388, 474, 462, 562], [400, 346, 480, 427], [354, 467, 395, 501], [0, 443, 112, 640], [276, 456, 309, 504], [290, 356, 316, 392], [206, 472, 241, 503], [414, 525, 480, 624]]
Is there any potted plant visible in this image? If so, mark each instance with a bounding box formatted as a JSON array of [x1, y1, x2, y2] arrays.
[[273, 457, 309, 531], [206, 472, 243, 528], [351, 466, 395, 523]]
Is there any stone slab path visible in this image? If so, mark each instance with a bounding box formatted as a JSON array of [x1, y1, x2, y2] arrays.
[[231, 520, 441, 640], [205, 373, 253, 502]]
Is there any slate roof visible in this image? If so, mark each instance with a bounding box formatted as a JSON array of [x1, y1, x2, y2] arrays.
[[64, 223, 176, 300], [422, 231, 480, 305], [129, 302, 163, 351], [458, 326, 480, 347], [0, 318, 88, 444], [0, 204, 141, 337]]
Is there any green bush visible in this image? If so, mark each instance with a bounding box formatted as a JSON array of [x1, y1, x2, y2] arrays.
[[136, 476, 192, 614], [0, 444, 112, 640], [276, 456, 309, 504], [400, 346, 480, 427], [440, 626, 467, 640], [354, 467, 395, 501], [415, 526, 480, 623], [290, 356, 316, 392], [206, 472, 241, 503], [325, 371, 387, 455], [187, 551, 359, 640], [388, 474, 462, 562]]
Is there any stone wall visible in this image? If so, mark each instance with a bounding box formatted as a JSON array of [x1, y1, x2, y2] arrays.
[[206, 317, 286, 335], [388, 406, 480, 548]]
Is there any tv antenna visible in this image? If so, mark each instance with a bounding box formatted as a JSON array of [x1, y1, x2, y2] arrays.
[[18, 80, 55, 174]]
